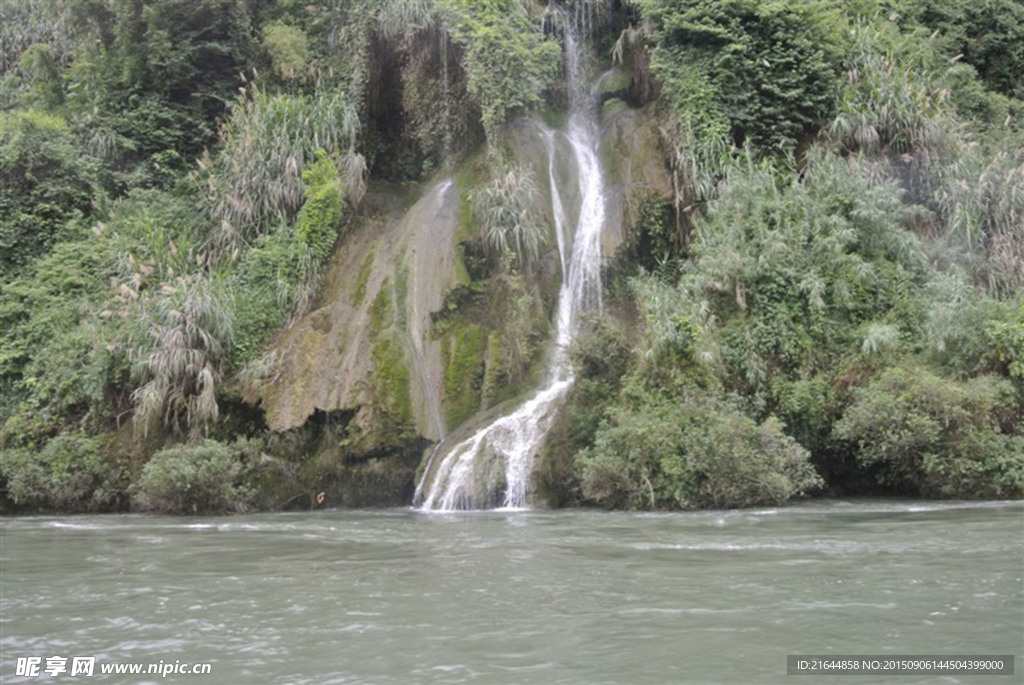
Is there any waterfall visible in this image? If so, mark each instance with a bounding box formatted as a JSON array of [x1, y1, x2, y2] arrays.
[[409, 180, 453, 442], [415, 12, 605, 511]]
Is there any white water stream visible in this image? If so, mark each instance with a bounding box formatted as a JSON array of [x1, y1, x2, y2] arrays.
[[416, 20, 605, 510]]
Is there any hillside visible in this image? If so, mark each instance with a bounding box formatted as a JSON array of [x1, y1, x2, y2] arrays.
[[1, 0, 1022, 514]]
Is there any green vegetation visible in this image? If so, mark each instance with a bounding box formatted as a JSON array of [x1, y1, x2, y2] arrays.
[[470, 164, 549, 267], [834, 366, 1022, 497], [544, 0, 1024, 509], [441, 324, 489, 428], [635, 0, 845, 151], [1, 0, 1021, 513], [132, 440, 254, 514], [1, 433, 126, 513], [0, 109, 97, 277], [577, 390, 822, 509], [441, 0, 561, 145]]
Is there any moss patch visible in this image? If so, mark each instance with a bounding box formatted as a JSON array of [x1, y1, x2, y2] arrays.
[[454, 150, 488, 241], [371, 332, 413, 431], [442, 323, 489, 428], [368, 278, 394, 334], [394, 261, 409, 324], [601, 98, 630, 121], [352, 246, 376, 307], [538, 105, 568, 130]]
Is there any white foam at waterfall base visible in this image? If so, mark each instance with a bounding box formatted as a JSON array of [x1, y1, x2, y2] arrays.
[[417, 17, 605, 511]]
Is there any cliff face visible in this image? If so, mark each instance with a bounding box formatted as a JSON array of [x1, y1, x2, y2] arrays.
[[258, 178, 459, 442], [249, 99, 671, 506]]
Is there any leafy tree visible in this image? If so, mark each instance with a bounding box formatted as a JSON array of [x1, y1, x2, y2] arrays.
[[440, 0, 561, 145], [0, 110, 98, 277], [65, 0, 261, 185], [894, 0, 1024, 99], [637, 0, 845, 151]]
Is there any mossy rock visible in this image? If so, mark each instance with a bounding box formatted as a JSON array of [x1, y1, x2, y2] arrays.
[[442, 323, 489, 428], [595, 68, 632, 99], [370, 332, 414, 432], [601, 98, 630, 122]]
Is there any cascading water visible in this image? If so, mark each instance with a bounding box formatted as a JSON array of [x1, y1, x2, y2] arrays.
[[415, 14, 605, 511]]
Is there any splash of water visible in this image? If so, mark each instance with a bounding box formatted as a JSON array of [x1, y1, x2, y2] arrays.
[[416, 14, 605, 511]]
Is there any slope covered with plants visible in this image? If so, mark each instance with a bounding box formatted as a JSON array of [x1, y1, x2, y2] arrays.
[[541, 0, 1024, 507], [1, 0, 1021, 513]]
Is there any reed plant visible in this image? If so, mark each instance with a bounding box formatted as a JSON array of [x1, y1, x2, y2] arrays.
[[199, 84, 364, 258], [470, 164, 548, 268], [132, 275, 233, 440]]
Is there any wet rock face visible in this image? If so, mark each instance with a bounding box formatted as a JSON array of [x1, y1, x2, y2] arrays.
[[251, 80, 671, 509], [599, 101, 675, 259], [258, 179, 460, 444]]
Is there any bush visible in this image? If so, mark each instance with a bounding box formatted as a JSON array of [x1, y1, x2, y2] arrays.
[[133, 440, 253, 514], [230, 150, 349, 367], [296, 151, 348, 261], [638, 0, 845, 151], [834, 365, 1024, 498], [262, 21, 309, 83], [443, 0, 561, 145], [199, 86, 364, 256], [567, 316, 631, 443], [0, 109, 97, 277], [1, 433, 126, 512], [577, 389, 822, 509]]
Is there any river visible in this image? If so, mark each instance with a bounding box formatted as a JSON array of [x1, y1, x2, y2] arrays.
[[2, 500, 1021, 683]]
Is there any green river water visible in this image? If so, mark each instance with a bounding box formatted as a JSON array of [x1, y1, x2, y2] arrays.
[[2, 500, 1021, 683]]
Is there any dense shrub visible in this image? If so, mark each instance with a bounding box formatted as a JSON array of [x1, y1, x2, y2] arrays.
[[198, 87, 364, 256], [0, 109, 97, 276], [1, 433, 126, 512], [577, 388, 822, 509], [262, 21, 309, 83], [230, 151, 348, 366], [64, 0, 259, 183], [834, 366, 1024, 498], [442, 0, 561, 145], [893, 0, 1024, 99], [637, 0, 845, 151], [132, 440, 253, 514]]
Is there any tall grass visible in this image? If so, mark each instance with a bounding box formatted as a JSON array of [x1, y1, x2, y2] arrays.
[[132, 276, 233, 440], [377, 0, 436, 39], [934, 149, 1024, 297], [199, 83, 365, 258], [827, 26, 958, 164], [0, 0, 73, 74], [470, 164, 548, 268]]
